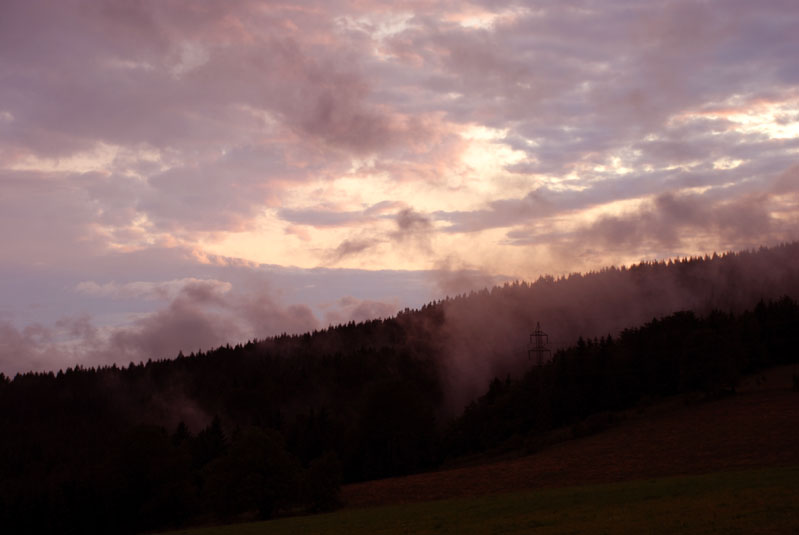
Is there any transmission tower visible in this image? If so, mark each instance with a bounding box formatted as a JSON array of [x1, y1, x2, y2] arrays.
[[528, 321, 551, 366]]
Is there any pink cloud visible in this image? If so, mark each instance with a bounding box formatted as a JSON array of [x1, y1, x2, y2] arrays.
[[2, 0, 799, 374], [0, 278, 320, 374], [322, 295, 399, 326]]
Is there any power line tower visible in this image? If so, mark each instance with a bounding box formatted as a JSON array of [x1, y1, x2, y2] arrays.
[[528, 322, 551, 366]]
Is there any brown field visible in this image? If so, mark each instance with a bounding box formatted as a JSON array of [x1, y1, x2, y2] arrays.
[[343, 379, 799, 508], [162, 369, 799, 535]]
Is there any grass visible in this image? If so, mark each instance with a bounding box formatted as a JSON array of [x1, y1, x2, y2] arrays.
[[157, 465, 799, 535]]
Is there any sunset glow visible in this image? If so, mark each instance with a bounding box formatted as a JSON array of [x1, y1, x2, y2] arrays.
[[1, 0, 797, 373]]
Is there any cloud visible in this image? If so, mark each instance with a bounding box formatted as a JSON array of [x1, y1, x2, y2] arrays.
[[507, 182, 797, 265], [107, 280, 245, 360], [431, 256, 504, 297], [75, 278, 232, 301], [3, 0, 799, 369], [773, 164, 799, 195], [0, 170, 108, 265], [325, 237, 383, 264], [389, 207, 433, 249], [4, 0, 797, 252], [435, 188, 557, 233], [279, 200, 403, 228], [0, 0, 442, 243], [433, 241, 799, 412], [327, 203, 434, 264], [0, 246, 446, 374], [322, 295, 399, 326], [0, 278, 319, 374], [394, 207, 432, 233], [0, 321, 54, 374]]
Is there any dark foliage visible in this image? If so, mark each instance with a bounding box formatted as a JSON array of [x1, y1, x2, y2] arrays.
[[0, 311, 444, 534], [1, 245, 799, 533], [444, 297, 799, 458]]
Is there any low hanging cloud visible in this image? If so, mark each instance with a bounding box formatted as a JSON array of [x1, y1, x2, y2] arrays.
[[431, 256, 505, 298], [321, 295, 399, 327], [0, 242, 441, 375], [0, 279, 319, 375], [0, 278, 412, 375]]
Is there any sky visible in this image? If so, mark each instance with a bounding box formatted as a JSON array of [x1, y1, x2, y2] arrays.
[[1, 0, 798, 374]]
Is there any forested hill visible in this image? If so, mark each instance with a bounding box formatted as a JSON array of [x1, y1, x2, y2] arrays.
[[2, 243, 799, 534], [445, 296, 799, 459], [429, 241, 799, 409]]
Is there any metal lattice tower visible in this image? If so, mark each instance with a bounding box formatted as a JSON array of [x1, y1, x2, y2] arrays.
[[528, 322, 551, 366]]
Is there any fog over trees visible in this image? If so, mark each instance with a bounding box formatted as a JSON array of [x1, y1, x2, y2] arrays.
[[2, 243, 799, 533]]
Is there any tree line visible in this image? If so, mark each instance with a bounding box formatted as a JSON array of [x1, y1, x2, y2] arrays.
[[445, 296, 799, 457], [2, 245, 799, 533]]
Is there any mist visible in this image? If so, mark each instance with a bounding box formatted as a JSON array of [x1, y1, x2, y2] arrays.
[[434, 243, 799, 410]]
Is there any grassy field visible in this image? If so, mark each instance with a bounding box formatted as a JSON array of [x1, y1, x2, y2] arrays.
[[158, 465, 799, 535]]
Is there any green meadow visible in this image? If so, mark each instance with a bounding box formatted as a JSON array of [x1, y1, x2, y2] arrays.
[[159, 465, 799, 535]]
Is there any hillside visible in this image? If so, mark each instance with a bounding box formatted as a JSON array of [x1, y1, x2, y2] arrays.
[[159, 381, 799, 534], [343, 383, 799, 507], [2, 243, 799, 534]]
